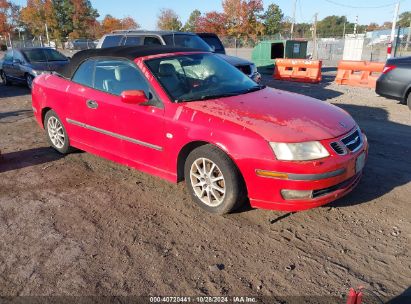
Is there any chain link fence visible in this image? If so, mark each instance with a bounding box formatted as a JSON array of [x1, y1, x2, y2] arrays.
[[222, 34, 410, 67]]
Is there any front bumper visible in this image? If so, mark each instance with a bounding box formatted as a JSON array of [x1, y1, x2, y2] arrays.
[[237, 131, 369, 212]]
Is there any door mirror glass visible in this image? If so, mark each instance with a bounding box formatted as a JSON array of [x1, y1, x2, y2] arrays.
[[121, 90, 149, 104]]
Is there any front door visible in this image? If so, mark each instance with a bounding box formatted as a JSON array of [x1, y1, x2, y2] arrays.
[[67, 58, 166, 170]]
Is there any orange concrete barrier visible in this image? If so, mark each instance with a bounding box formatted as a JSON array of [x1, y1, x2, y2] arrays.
[[335, 60, 385, 89], [274, 59, 322, 83]]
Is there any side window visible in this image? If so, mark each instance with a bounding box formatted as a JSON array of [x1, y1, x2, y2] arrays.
[[4, 51, 13, 63], [13, 51, 25, 63], [101, 35, 123, 48], [144, 36, 162, 46], [123, 36, 143, 46], [72, 59, 95, 87], [93, 59, 150, 96]]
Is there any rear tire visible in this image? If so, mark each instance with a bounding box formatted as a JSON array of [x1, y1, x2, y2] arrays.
[[184, 144, 246, 215], [44, 110, 72, 154], [407, 92, 411, 110]]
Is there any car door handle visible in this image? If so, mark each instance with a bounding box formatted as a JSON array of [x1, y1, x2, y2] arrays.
[[86, 99, 98, 109]]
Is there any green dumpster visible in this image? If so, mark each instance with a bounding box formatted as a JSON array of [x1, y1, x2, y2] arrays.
[[251, 40, 308, 70]]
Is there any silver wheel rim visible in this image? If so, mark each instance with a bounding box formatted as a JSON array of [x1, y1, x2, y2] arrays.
[[190, 158, 226, 207], [27, 75, 33, 88], [1, 72, 6, 83], [47, 117, 65, 149]]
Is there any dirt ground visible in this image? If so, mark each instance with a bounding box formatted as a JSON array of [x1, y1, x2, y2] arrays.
[[0, 71, 410, 302]]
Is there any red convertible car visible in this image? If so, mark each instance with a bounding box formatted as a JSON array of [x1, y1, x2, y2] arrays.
[[32, 46, 368, 214]]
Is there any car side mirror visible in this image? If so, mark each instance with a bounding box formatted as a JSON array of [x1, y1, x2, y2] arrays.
[[121, 90, 149, 105], [13, 59, 22, 64], [210, 45, 216, 52]]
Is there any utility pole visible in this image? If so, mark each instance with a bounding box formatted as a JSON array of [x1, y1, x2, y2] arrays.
[[343, 18, 346, 38], [388, 2, 400, 58], [45, 23, 50, 46], [290, 0, 297, 39], [406, 20, 411, 50], [354, 15, 358, 35], [312, 13, 318, 60]]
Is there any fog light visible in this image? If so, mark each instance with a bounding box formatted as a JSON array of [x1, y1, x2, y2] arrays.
[[281, 189, 313, 200]]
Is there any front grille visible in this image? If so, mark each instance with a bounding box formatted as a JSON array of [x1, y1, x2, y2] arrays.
[[312, 174, 359, 198], [341, 129, 362, 152], [236, 64, 252, 75], [330, 141, 346, 155]]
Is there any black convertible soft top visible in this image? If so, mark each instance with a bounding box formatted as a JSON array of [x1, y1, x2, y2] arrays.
[[57, 45, 204, 79]]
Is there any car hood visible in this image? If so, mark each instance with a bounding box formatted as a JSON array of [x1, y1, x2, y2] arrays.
[[216, 53, 253, 66], [28, 61, 69, 71], [183, 88, 356, 142]]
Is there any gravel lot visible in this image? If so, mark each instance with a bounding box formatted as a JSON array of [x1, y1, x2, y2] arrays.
[[0, 71, 410, 302]]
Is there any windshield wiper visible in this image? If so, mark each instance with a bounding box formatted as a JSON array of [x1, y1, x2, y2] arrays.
[[240, 85, 266, 94]]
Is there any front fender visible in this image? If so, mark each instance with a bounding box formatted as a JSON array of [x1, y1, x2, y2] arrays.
[[163, 103, 274, 181]]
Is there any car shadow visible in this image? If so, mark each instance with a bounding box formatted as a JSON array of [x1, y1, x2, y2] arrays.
[[0, 147, 64, 173], [0, 110, 32, 121], [0, 83, 30, 98], [327, 103, 411, 208]]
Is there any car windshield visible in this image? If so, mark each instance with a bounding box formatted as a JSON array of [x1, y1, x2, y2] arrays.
[[145, 53, 262, 102], [23, 49, 67, 62], [163, 34, 213, 52]]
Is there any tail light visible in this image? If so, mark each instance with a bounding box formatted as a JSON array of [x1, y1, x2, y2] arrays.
[[382, 65, 396, 74]]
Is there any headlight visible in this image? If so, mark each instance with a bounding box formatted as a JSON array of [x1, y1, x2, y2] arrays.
[[269, 141, 330, 161]]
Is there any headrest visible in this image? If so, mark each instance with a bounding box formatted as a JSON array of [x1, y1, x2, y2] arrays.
[[159, 63, 176, 77]]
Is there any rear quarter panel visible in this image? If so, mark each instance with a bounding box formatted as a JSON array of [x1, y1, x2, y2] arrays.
[[32, 74, 71, 128]]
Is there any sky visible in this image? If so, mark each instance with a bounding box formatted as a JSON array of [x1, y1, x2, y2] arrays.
[[14, 0, 410, 28]]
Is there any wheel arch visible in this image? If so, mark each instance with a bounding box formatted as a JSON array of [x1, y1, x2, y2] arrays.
[[41, 107, 52, 128], [176, 140, 247, 193], [404, 85, 411, 103]]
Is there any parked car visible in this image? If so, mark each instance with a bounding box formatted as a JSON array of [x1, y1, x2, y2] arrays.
[[376, 56, 411, 109], [66, 38, 96, 50], [0, 48, 69, 89], [196, 33, 226, 54], [96, 30, 261, 83], [32, 46, 368, 215]]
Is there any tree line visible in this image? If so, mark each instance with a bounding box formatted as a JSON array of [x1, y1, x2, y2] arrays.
[[1, 0, 410, 45], [0, 0, 139, 44], [161, 1, 410, 39]]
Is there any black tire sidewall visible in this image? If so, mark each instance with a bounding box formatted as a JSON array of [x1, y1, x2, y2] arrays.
[[408, 93, 411, 111], [184, 144, 245, 214], [44, 110, 71, 154]]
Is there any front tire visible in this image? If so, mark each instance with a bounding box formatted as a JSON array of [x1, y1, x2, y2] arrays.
[[184, 144, 246, 215], [407, 93, 411, 110], [44, 110, 72, 154]]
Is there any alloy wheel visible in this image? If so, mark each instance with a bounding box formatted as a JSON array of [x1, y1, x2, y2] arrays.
[[26, 75, 34, 89], [1, 71, 7, 84], [47, 117, 65, 149], [190, 157, 226, 207]]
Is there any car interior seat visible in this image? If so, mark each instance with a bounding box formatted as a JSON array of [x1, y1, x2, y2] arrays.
[[158, 63, 187, 99]]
